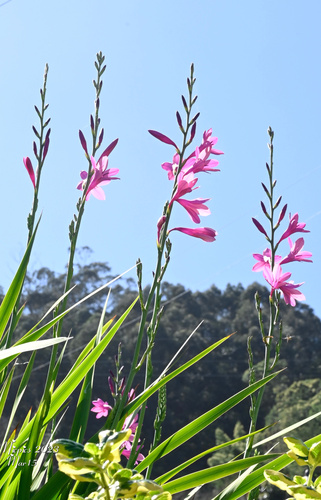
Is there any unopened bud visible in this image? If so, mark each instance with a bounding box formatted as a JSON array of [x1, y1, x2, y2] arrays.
[[79, 130, 88, 155], [274, 196, 282, 210], [260, 201, 268, 216], [190, 122, 196, 142], [98, 128, 104, 147], [176, 111, 183, 129], [191, 112, 200, 124], [181, 95, 188, 111], [32, 126, 40, 139], [90, 115, 94, 132], [34, 105, 41, 118]]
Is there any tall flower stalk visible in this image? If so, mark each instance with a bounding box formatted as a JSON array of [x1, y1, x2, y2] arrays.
[[243, 127, 312, 486], [43, 52, 119, 396], [109, 65, 223, 473], [3, 65, 51, 354]]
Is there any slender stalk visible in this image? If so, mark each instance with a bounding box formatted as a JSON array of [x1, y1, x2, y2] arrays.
[[4, 65, 50, 352], [243, 128, 279, 461], [42, 52, 106, 398], [111, 67, 198, 459]]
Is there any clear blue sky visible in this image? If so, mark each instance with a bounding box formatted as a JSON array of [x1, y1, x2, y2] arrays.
[[1, 1, 320, 318]]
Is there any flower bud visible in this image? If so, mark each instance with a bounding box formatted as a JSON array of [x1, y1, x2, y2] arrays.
[[181, 95, 188, 111], [252, 217, 268, 238], [79, 130, 88, 155], [189, 122, 196, 142], [32, 126, 40, 139], [176, 111, 183, 130], [97, 128, 104, 147]]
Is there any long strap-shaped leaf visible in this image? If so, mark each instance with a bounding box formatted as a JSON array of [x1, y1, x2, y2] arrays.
[[163, 454, 279, 494], [0, 297, 138, 488], [122, 335, 232, 421], [0, 218, 40, 342], [156, 424, 273, 484], [136, 370, 280, 472], [0, 267, 135, 373]]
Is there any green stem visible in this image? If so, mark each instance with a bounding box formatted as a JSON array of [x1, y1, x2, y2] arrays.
[[244, 127, 279, 461], [111, 67, 198, 459]]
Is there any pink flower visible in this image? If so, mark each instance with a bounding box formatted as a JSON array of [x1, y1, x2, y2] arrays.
[[23, 157, 36, 189], [174, 197, 211, 223], [280, 238, 313, 265], [77, 139, 119, 200], [202, 129, 224, 155], [90, 399, 112, 419], [252, 249, 282, 272], [263, 263, 305, 306], [278, 213, 309, 244], [168, 226, 217, 242], [169, 173, 210, 223], [121, 413, 144, 463]]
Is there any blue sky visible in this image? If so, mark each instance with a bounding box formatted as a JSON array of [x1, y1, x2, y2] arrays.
[[1, 1, 320, 318]]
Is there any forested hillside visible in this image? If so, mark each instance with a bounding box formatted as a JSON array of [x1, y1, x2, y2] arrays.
[[2, 256, 321, 498]]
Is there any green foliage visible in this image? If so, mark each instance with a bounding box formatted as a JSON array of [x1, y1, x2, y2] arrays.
[[52, 429, 172, 500], [265, 438, 321, 499]]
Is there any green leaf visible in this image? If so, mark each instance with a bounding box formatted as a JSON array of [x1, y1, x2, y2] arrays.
[[309, 442, 321, 467], [136, 370, 279, 472], [0, 296, 138, 486], [0, 218, 40, 342], [124, 335, 231, 421], [284, 437, 309, 458], [264, 469, 296, 492], [69, 293, 110, 442], [0, 337, 70, 360], [156, 424, 273, 484], [1, 353, 36, 452], [163, 454, 278, 494]]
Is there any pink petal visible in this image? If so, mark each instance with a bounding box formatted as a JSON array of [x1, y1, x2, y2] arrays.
[[169, 227, 217, 242]]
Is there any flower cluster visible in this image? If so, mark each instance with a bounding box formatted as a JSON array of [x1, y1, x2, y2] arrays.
[[91, 389, 144, 464], [150, 128, 223, 243], [77, 135, 119, 200], [252, 213, 312, 306]]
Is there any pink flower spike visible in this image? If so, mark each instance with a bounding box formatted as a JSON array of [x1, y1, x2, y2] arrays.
[[252, 218, 268, 238], [23, 157, 36, 188], [148, 130, 178, 149], [278, 213, 309, 244], [168, 226, 217, 242], [90, 398, 112, 419], [280, 237, 313, 265]]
